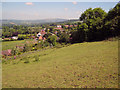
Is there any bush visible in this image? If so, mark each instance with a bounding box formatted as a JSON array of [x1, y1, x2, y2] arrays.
[[34, 55, 39, 62], [59, 33, 70, 44], [11, 48, 17, 56], [2, 59, 7, 64], [43, 40, 49, 47], [47, 35, 57, 46], [23, 44, 29, 52], [24, 59, 30, 63], [18, 34, 27, 40], [55, 43, 62, 48]]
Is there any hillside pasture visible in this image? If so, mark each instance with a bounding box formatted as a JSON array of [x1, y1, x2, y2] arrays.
[[2, 40, 118, 88], [2, 39, 35, 50]]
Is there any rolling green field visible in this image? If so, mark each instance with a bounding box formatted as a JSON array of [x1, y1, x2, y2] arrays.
[[2, 40, 118, 88], [2, 39, 34, 50]]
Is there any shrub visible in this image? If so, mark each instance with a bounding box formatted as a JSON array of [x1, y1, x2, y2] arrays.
[[11, 48, 17, 56], [34, 55, 39, 62], [18, 34, 27, 40], [47, 35, 57, 46], [43, 40, 49, 47], [59, 33, 70, 44], [23, 44, 29, 52], [24, 59, 30, 63]]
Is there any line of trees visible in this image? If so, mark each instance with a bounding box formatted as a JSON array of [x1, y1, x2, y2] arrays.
[[70, 2, 120, 43]]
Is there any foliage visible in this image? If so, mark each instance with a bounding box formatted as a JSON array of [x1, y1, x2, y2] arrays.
[[11, 48, 17, 55], [24, 59, 30, 63], [43, 40, 49, 47], [36, 40, 44, 49], [18, 34, 26, 40], [71, 3, 120, 43], [23, 44, 29, 52], [47, 35, 57, 46], [34, 55, 39, 62], [59, 32, 70, 44]]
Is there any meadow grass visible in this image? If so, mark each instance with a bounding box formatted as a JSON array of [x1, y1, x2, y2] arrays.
[[2, 40, 118, 88], [2, 39, 34, 50]]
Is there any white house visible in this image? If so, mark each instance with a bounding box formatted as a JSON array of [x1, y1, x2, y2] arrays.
[[37, 32, 41, 37], [57, 25, 62, 28], [12, 36, 18, 40]]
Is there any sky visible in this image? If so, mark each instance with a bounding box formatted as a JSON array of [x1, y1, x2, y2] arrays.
[[2, 2, 118, 20]]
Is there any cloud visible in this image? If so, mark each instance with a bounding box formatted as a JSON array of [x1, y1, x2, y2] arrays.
[[64, 8, 68, 11], [25, 2, 33, 5], [72, 1, 77, 5]]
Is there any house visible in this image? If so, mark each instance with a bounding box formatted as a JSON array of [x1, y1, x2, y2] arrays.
[[40, 30, 46, 36], [54, 27, 65, 32], [37, 30, 46, 37], [37, 30, 46, 41], [54, 27, 63, 30], [2, 49, 12, 56], [37, 32, 41, 37], [69, 25, 73, 27], [57, 25, 62, 28], [64, 25, 69, 28], [12, 36, 18, 40], [39, 36, 46, 41]]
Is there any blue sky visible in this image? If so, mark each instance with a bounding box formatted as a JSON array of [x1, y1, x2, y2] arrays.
[[2, 2, 118, 20]]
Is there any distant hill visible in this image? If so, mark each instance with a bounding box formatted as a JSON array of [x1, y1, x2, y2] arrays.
[[1, 18, 79, 25], [1, 19, 68, 25]]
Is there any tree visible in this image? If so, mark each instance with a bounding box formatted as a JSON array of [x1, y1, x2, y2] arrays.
[[59, 32, 69, 44], [80, 8, 106, 22], [103, 2, 120, 38], [79, 7, 107, 41], [47, 35, 57, 46]]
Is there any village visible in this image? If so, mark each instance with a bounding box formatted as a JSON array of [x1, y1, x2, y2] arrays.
[[2, 24, 78, 57]]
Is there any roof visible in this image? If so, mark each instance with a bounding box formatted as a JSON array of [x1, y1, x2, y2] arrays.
[[39, 36, 46, 40], [2, 49, 12, 56], [40, 31, 46, 35], [54, 27, 63, 30], [69, 25, 73, 27], [64, 25, 69, 27]]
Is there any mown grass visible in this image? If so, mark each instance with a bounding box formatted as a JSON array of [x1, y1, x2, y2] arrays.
[[2, 40, 118, 88], [2, 39, 34, 50]]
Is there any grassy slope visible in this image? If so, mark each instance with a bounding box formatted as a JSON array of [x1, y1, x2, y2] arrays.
[[2, 41, 118, 88], [2, 39, 34, 50]]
